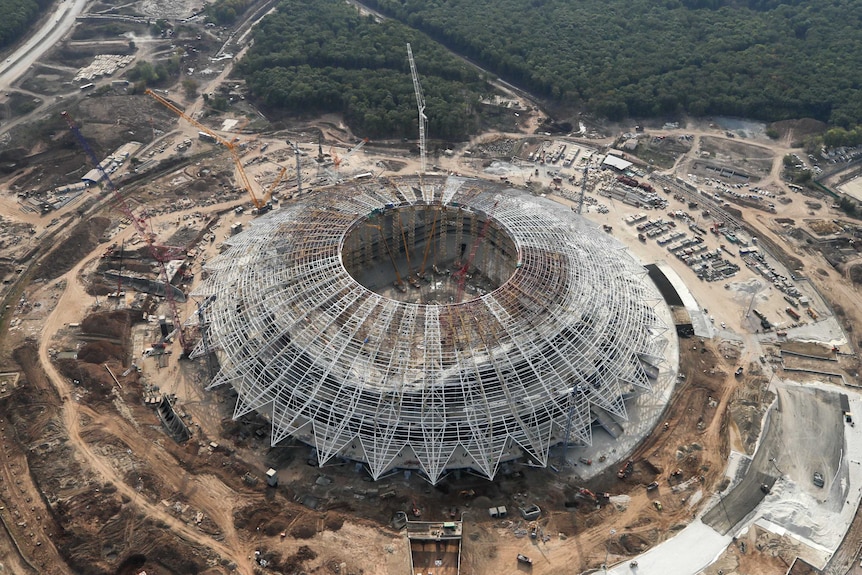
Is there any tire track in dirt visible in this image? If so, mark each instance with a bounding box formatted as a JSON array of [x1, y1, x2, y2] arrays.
[[37, 253, 255, 574]]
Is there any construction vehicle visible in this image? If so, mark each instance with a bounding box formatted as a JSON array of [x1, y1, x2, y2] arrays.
[[145, 89, 269, 212], [62, 111, 191, 355], [646, 481, 659, 491], [653, 500, 663, 511], [617, 460, 634, 479], [529, 521, 538, 539]]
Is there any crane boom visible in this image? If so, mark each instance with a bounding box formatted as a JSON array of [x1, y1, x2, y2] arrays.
[[407, 43, 427, 175], [263, 166, 287, 203], [342, 138, 368, 166], [368, 223, 406, 292], [62, 111, 189, 355], [145, 89, 265, 209]]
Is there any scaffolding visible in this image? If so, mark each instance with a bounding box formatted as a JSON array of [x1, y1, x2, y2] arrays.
[[193, 175, 672, 484]]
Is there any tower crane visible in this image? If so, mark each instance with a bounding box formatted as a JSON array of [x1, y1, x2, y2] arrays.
[[453, 200, 498, 303], [577, 163, 590, 215], [145, 89, 268, 212], [407, 43, 427, 175], [286, 140, 302, 195], [62, 111, 190, 355]]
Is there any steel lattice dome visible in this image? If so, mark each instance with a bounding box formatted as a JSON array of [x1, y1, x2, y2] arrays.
[[193, 176, 672, 483]]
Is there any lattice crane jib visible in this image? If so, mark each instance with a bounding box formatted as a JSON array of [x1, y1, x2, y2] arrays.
[[145, 89, 265, 210], [406, 44, 427, 176], [62, 111, 190, 355]]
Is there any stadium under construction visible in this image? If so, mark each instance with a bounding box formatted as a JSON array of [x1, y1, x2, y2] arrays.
[[192, 176, 678, 484]]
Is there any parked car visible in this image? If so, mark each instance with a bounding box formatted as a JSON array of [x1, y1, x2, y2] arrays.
[[813, 472, 824, 488]]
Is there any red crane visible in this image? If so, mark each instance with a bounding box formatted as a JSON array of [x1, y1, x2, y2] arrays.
[[453, 201, 498, 303], [62, 111, 190, 355]]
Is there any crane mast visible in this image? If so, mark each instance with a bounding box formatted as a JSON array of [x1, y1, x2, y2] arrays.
[[407, 43, 427, 175], [287, 140, 302, 195], [577, 164, 589, 215]]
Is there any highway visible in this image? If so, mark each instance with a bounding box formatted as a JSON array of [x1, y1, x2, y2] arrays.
[[0, 0, 89, 92]]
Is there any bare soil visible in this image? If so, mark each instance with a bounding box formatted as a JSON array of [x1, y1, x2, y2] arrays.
[[35, 217, 110, 281]]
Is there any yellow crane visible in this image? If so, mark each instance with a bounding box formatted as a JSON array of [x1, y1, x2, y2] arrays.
[[145, 89, 267, 210], [264, 166, 287, 203]]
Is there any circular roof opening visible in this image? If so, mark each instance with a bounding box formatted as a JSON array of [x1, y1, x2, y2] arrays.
[[342, 203, 517, 304]]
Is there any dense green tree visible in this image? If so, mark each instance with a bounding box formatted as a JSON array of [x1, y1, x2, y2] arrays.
[[238, 0, 485, 140], [0, 0, 52, 48], [205, 0, 254, 25], [359, 0, 862, 126]]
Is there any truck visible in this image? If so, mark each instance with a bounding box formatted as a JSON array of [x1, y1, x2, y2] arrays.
[[786, 307, 801, 321]]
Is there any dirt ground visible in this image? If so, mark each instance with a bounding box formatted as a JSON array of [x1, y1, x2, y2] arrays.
[[2, 1, 862, 574]]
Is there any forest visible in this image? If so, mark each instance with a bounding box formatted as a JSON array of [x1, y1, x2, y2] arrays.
[[205, 0, 255, 25], [358, 0, 862, 127], [238, 0, 487, 140], [0, 0, 52, 49]]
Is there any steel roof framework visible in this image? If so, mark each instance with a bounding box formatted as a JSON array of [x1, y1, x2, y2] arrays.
[[194, 176, 672, 484]]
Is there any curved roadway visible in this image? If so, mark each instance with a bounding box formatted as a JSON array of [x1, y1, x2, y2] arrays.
[[0, 0, 89, 91]]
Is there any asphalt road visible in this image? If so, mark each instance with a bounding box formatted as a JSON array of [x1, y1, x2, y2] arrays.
[[703, 383, 845, 534], [702, 412, 778, 534], [0, 0, 89, 92]]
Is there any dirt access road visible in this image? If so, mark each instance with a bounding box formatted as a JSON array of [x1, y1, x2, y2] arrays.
[[34, 221, 256, 573], [462, 340, 739, 574]]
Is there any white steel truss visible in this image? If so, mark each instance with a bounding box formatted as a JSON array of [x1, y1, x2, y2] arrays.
[[193, 175, 674, 484]]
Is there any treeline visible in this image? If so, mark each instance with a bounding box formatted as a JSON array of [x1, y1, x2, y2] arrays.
[[205, 0, 255, 25], [362, 0, 862, 127], [126, 59, 179, 86], [823, 126, 862, 149], [0, 0, 52, 48], [238, 0, 485, 140]]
